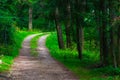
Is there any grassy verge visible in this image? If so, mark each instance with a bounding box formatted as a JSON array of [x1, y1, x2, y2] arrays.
[[13, 31, 39, 56], [46, 32, 120, 80], [0, 30, 38, 72], [30, 33, 45, 57], [0, 56, 13, 72]]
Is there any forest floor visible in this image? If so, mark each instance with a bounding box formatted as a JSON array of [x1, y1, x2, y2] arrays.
[[7, 34, 78, 80]]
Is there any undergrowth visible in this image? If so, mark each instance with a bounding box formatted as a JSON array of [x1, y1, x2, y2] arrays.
[[0, 30, 38, 72], [46, 32, 120, 80]]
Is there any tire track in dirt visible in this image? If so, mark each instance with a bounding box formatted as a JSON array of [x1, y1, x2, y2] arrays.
[[9, 34, 79, 80]]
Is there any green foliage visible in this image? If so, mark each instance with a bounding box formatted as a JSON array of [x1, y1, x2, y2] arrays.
[[0, 30, 37, 72], [0, 30, 37, 56], [0, 0, 17, 56], [0, 10, 15, 45], [0, 26, 15, 45], [0, 56, 13, 72], [93, 66, 120, 76], [46, 32, 120, 80], [0, 0, 120, 79], [12, 30, 38, 57]]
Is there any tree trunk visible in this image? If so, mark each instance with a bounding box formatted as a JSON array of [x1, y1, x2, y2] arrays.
[[65, 0, 72, 48], [117, 0, 120, 67], [99, 0, 109, 66], [55, 7, 65, 49], [117, 25, 120, 67], [29, 6, 32, 31], [94, 1, 103, 64], [110, 26, 117, 68], [75, 0, 84, 59], [99, 26, 104, 64], [109, 0, 118, 68], [76, 21, 83, 59]]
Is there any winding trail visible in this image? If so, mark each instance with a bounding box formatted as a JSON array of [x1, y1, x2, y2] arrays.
[[10, 34, 79, 80]]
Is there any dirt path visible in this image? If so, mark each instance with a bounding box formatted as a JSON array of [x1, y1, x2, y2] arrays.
[[9, 34, 79, 80]]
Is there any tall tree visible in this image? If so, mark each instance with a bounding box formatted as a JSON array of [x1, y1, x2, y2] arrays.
[[29, 4, 33, 30], [65, 0, 72, 48], [108, 0, 118, 68], [74, 0, 86, 59], [54, 7, 65, 49]]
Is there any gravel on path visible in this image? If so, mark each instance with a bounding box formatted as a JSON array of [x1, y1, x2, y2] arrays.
[[9, 34, 79, 80]]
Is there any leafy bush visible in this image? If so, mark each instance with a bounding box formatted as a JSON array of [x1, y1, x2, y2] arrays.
[[46, 32, 120, 80], [93, 66, 120, 75]]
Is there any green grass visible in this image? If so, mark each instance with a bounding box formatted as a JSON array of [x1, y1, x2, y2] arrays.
[[30, 33, 45, 57], [0, 30, 38, 72], [46, 32, 120, 80], [12, 31, 39, 57], [0, 56, 13, 72]]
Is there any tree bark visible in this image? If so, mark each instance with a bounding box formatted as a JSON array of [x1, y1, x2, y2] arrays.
[[117, 0, 120, 67], [75, 0, 84, 59], [76, 21, 83, 59], [94, 1, 103, 64], [29, 5, 33, 31], [65, 0, 72, 48], [118, 26, 120, 66], [99, 0, 109, 66], [55, 7, 65, 49], [109, 0, 118, 68]]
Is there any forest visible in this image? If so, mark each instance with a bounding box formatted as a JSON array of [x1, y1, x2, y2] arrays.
[[0, 0, 120, 80]]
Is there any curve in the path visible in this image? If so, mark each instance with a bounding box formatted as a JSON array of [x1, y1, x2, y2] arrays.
[[20, 34, 41, 56], [37, 35, 79, 80], [9, 34, 79, 80]]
